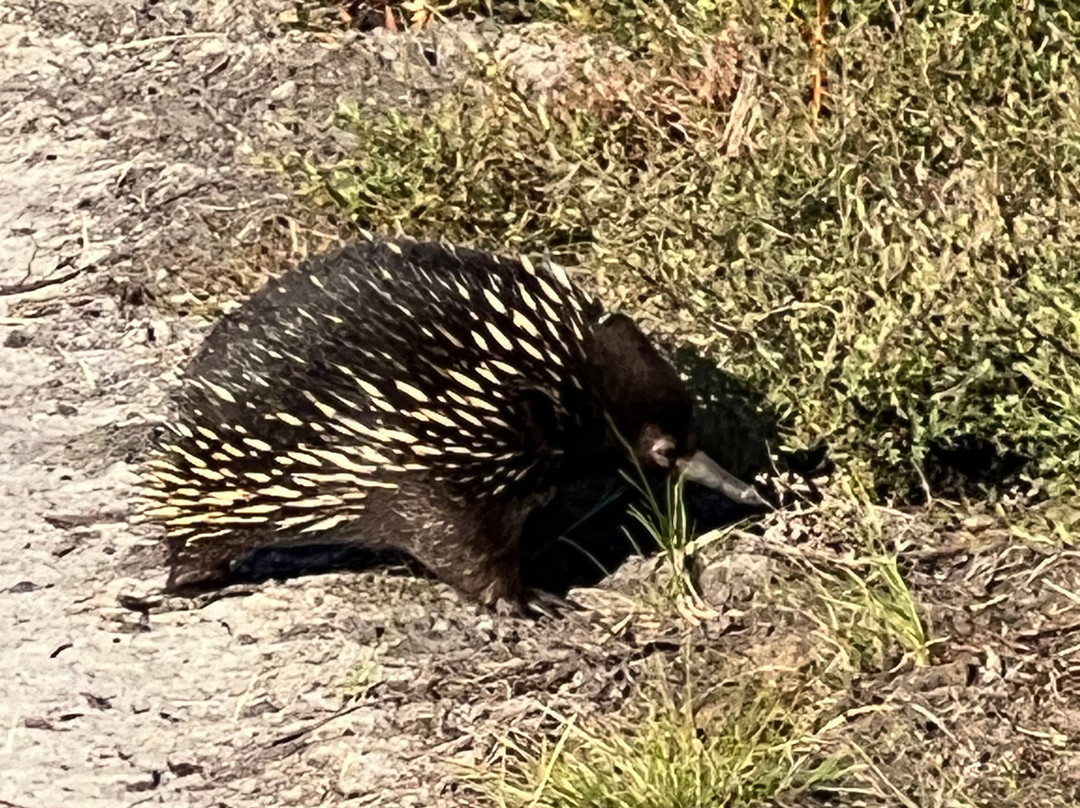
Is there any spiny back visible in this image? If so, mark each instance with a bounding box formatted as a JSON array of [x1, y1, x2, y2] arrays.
[[140, 239, 607, 543]]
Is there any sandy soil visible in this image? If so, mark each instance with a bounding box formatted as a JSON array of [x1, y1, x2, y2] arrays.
[[0, 3, 506, 805]]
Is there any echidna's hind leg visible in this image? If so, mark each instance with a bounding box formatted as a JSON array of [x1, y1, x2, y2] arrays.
[[164, 535, 237, 593], [369, 482, 530, 608]]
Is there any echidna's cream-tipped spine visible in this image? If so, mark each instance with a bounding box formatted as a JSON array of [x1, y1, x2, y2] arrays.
[[141, 239, 599, 547]]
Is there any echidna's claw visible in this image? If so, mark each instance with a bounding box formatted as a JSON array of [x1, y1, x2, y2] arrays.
[[523, 588, 582, 620]]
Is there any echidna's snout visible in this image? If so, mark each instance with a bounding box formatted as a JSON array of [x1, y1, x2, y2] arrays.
[[677, 450, 769, 507], [637, 423, 766, 507]]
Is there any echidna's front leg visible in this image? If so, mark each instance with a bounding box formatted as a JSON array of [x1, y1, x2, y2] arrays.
[[421, 530, 525, 607], [165, 534, 238, 592], [374, 482, 529, 607]]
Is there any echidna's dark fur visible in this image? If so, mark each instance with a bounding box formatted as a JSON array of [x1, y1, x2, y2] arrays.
[[141, 238, 723, 605]]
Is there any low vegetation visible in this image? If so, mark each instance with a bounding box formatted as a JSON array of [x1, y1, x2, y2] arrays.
[[465, 670, 853, 807], [287, 0, 1080, 507]]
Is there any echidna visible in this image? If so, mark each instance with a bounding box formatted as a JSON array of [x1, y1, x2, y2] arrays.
[[140, 238, 764, 606]]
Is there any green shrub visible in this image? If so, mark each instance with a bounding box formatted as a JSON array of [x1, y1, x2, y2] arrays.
[[286, 0, 1080, 502]]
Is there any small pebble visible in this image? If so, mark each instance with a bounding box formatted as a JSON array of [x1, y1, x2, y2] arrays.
[[963, 514, 995, 533], [4, 330, 31, 348], [270, 80, 296, 101]]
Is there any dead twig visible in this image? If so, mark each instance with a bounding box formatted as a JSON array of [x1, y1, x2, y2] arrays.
[[0, 266, 86, 297], [112, 33, 226, 51], [810, 0, 831, 120]]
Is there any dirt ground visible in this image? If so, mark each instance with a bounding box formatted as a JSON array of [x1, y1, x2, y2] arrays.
[[0, 3, 518, 805], [2, 2, 1080, 807]]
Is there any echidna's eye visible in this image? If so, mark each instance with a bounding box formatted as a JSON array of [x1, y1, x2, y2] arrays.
[[642, 429, 678, 470]]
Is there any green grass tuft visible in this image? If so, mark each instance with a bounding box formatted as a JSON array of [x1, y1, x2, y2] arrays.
[[468, 678, 853, 808]]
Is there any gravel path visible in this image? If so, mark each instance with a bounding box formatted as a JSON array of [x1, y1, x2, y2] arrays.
[[0, 4, 501, 804]]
